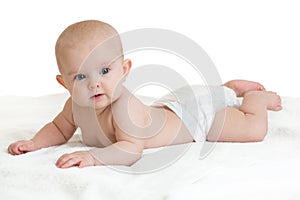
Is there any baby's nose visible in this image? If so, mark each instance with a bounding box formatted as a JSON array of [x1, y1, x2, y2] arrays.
[[88, 76, 101, 89]]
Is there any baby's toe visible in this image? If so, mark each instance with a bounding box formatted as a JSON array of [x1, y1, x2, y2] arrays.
[[275, 105, 283, 111], [257, 83, 266, 91]]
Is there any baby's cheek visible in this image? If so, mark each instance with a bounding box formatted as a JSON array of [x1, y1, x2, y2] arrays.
[[110, 83, 124, 100], [72, 88, 89, 106]]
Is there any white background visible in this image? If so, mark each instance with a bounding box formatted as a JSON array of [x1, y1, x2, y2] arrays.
[[0, 0, 299, 97]]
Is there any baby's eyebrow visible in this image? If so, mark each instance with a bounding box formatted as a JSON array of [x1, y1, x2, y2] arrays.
[[66, 63, 110, 76], [67, 71, 79, 77], [98, 62, 109, 67], [68, 71, 75, 75]]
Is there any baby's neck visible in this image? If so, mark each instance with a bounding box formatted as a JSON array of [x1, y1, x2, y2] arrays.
[[93, 87, 148, 117]]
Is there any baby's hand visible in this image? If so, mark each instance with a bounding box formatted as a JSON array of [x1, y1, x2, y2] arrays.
[[7, 140, 37, 155], [56, 151, 96, 168]]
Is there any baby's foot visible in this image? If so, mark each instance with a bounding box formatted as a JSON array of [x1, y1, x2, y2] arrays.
[[264, 91, 282, 111], [244, 90, 282, 111], [224, 79, 266, 97]]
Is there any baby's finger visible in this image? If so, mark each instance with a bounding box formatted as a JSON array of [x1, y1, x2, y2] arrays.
[[56, 154, 78, 168], [8, 143, 23, 155], [78, 160, 92, 168], [18, 141, 34, 153], [60, 157, 82, 168], [56, 154, 70, 167]]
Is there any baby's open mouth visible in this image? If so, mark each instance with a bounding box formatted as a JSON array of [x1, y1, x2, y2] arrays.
[[94, 94, 102, 97], [90, 93, 104, 100]]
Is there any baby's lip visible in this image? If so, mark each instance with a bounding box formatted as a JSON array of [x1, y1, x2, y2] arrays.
[[90, 93, 104, 99]]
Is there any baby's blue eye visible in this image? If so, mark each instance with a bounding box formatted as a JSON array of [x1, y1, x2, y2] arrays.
[[74, 74, 86, 80], [101, 67, 110, 75]]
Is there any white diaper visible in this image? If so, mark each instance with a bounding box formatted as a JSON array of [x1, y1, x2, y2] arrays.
[[152, 85, 240, 142]]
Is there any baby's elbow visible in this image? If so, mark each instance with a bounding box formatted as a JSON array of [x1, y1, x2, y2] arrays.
[[116, 140, 144, 166], [134, 143, 144, 154], [126, 151, 142, 166], [129, 143, 143, 166]]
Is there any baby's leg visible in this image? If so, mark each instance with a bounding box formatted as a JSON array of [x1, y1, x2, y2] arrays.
[[223, 79, 265, 97], [207, 91, 281, 142]]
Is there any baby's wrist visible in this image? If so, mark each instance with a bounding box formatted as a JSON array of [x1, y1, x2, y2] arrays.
[[29, 139, 40, 151], [88, 150, 103, 166]]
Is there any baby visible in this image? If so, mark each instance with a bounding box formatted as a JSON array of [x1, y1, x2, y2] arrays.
[[7, 20, 282, 168]]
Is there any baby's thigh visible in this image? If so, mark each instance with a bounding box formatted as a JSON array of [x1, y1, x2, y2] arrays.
[[207, 107, 251, 142]]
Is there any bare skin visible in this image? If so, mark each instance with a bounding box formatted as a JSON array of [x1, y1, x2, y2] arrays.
[[7, 21, 282, 168], [208, 80, 282, 142], [223, 79, 266, 97], [8, 80, 282, 168]]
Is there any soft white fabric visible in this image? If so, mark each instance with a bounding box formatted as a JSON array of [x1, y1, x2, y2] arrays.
[[0, 94, 299, 200]]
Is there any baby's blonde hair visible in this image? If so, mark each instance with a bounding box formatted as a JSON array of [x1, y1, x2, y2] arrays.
[[55, 20, 123, 73]]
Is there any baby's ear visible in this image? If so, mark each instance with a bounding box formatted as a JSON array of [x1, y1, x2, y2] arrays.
[[56, 75, 67, 89], [122, 59, 132, 77]]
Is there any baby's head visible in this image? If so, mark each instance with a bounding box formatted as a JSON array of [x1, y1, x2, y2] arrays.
[[55, 20, 123, 74], [55, 20, 132, 108]]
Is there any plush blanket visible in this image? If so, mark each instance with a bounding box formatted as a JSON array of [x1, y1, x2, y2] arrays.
[[0, 94, 299, 200]]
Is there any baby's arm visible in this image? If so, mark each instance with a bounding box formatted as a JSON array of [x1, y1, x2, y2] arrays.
[[56, 141, 143, 168], [8, 98, 77, 155], [55, 121, 144, 168], [89, 140, 143, 166]]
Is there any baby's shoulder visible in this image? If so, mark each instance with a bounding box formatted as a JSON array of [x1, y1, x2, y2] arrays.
[[62, 98, 94, 125], [64, 97, 73, 109], [60, 97, 73, 115]]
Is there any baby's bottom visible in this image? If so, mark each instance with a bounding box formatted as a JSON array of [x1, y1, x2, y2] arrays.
[[207, 90, 282, 142]]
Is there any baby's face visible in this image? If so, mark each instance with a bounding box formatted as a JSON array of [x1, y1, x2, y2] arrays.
[[59, 42, 130, 109]]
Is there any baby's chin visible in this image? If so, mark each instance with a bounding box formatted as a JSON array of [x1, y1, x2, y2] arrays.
[[71, 94, 116, 110], [92, 102, 111, 110], [71, 97, 95, 108]]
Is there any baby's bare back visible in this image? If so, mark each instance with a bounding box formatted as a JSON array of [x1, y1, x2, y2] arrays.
[[72, 90, 193, 149]]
